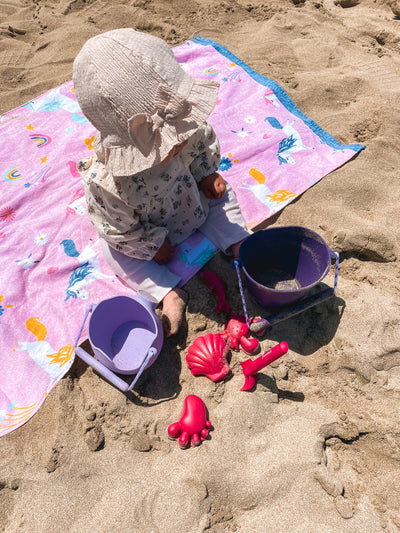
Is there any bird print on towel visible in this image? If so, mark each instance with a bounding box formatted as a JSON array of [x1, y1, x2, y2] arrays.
[[60, 238, 115, 301]]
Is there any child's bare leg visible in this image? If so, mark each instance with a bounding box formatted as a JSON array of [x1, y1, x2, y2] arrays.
[[160, 287, 188, 337]]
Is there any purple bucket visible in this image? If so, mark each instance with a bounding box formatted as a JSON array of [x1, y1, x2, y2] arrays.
[[87, 294, 163, 374], [239, 226, 334, 308], [74, 293, 163, 392]]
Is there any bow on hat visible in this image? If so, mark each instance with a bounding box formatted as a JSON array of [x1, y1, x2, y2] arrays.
[[128, 85, 193, 156]]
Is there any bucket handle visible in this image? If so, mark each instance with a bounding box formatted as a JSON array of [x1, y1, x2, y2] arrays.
[[74, 303, 95, 350], [75, 345, 156, 392], [74, 302, 115, 363], [331, 250, 339, 291], [74, 303, 156, 391], [233, 259, 250, 328], [233, 250, 340, 331]]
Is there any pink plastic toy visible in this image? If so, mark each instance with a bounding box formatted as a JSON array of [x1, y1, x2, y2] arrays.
[[220, 314, 259, 355], [168, 395, 212, 448], [199, 270, 231, 313], [241, 341, 289, 391], [186, 333, 231, 382], [198, 270, 260, 352]]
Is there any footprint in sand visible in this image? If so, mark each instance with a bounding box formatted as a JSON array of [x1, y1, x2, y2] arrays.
[[132, 480, 210, 532], [45, 442, 64, 472], [83, 424, 105, 452], [334, 0, 360, 7], [0, 479, 19, 529]]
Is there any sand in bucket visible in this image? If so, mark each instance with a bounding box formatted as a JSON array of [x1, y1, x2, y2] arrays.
[[254, 267, 302, 291]]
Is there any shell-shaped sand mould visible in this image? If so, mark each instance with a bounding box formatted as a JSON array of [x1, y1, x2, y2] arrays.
[[186, 333, 231, 382]]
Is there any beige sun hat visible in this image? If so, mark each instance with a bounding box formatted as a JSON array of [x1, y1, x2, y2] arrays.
[[73, 28, 220, 176]]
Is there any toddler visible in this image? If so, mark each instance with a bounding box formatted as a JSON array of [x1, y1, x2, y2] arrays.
[[73, 29, 251, 336]]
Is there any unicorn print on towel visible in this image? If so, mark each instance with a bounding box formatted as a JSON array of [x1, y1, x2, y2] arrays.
[[17, 317, 74, 388], [236, 168, 275, 212], [60, 238, 115, 301], [66, 188, 87, 217], [65, 161, 87, 216], [237, 168, 297, 212], [265, 117, 314, 165], [264, 87, 280, 108]]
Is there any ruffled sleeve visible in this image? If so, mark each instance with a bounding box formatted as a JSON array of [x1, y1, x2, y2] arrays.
[[186, 122, 221, 183]]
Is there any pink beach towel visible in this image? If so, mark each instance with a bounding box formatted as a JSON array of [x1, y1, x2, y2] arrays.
[[0, 37, 364, 436]]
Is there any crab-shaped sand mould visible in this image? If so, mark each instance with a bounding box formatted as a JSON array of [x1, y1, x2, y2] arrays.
[[220, 315, 259, 354]]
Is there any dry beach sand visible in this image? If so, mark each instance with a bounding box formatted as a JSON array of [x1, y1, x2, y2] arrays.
[[1, 0, 400, 531]]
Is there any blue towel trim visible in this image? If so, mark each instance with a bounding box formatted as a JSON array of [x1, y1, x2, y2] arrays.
[[191, 35, 365, 153]]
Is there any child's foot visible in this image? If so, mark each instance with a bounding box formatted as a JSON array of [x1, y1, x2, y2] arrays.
[[160, 288, 188, 338]]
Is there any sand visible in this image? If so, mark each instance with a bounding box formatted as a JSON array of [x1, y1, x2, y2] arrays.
[[1, 0, 400, 531]]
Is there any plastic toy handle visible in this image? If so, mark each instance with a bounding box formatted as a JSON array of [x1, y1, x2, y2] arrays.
[[241, 341, 289, 391], [266, 288, 335, 328], [75, 346, 131, 391], [330, 250, 339, 290], [127, 347, 157, 391], [255, 341, 288, 367], [75, 346, 157, 392], [74, 304, 96, 348], [241, 341, 288, 377]]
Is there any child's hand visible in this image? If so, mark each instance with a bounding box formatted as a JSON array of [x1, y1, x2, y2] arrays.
[[200, 173, 227, 200], [153, 237, 175, 265]]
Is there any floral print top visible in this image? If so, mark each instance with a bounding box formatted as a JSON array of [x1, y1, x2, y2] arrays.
[[77, 122, 220, 260]]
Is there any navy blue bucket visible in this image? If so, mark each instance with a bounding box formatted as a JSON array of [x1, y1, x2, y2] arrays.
[[239, 226, 334, 308]]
